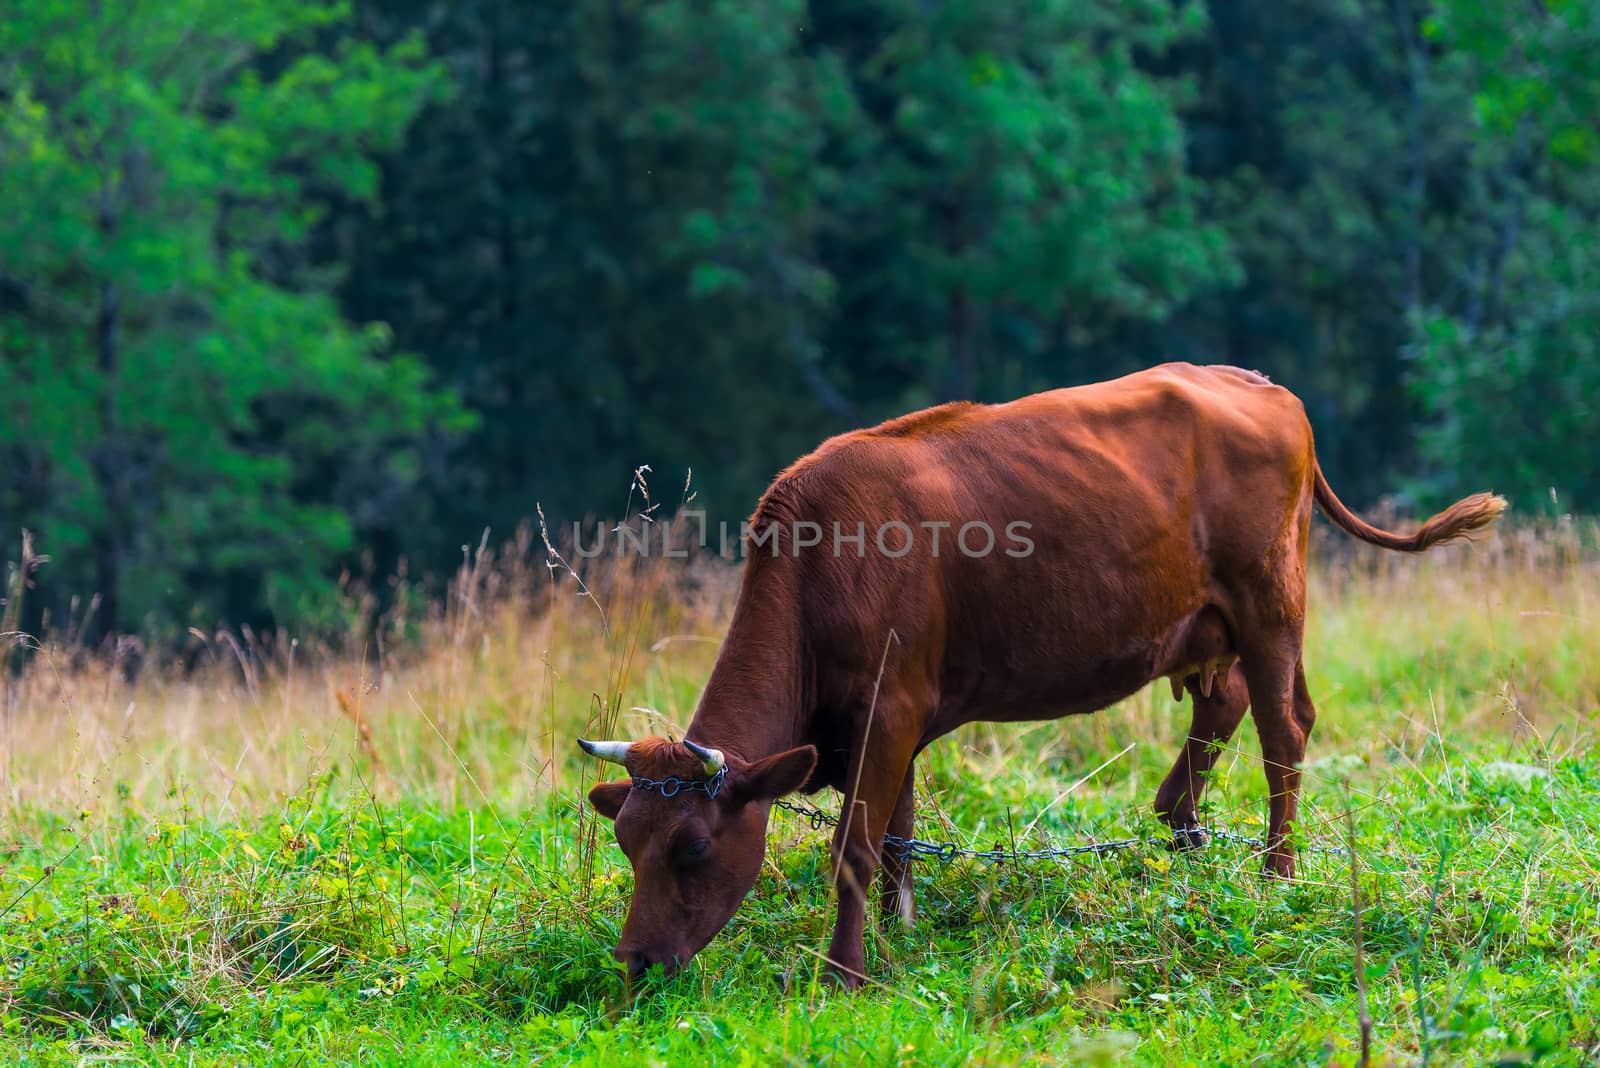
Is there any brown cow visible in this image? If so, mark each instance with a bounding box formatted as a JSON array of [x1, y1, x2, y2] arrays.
[[581, 363, 1504, 986]]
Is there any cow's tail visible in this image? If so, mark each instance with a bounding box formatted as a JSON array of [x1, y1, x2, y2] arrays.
[[1313, 461, 1506, 552]]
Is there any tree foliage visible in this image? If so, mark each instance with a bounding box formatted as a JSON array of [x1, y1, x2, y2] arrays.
[[1407, 0, 1600, 511], [2, 0, 1597, 634], [338, 0, 1233, 545], [0, 0, 464, 631], [813, 0, 1234, 412]]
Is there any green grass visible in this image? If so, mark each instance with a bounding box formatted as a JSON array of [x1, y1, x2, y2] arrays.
[[2, 532, 1599, 1066]]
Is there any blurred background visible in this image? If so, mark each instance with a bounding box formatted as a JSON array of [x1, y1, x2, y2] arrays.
[[1, 0, 1595, 639]]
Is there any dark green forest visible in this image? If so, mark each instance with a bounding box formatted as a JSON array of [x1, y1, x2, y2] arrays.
[[2, 0, 1596, 635]]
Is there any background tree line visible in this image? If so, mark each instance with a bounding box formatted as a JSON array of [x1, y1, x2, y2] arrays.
[[1, 0, 1596, 636]]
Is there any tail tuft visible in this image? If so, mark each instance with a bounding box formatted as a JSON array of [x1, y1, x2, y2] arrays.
[[1410, 492, 1507, 550]]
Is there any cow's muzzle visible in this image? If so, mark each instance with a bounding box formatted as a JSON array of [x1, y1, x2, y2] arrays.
[[615, 942, 683, 979]]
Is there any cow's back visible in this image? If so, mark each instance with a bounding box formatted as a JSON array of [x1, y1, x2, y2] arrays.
[[754, 364, 1314, 731]]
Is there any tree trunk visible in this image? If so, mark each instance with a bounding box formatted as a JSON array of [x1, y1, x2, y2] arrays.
[[1394, 0, 1428, 321]]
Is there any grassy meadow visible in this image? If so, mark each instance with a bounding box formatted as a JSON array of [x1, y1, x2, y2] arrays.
[[1, 520, 1598, 1066]]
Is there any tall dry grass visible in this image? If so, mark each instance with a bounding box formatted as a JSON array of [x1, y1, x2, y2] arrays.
[[1, 515, 1596, 823], [0, 510, 732, 818]]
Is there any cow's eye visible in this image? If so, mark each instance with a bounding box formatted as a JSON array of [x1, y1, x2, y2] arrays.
[[675, 838, 712, 866]]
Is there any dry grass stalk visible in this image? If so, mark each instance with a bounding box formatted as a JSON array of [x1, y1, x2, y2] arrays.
[[335, 687, 382, 771], [1348, 797, 1373, 1068], [3, 529, 49, 792]]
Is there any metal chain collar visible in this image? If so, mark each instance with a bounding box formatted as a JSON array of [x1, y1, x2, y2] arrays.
[[773, 796, 1351, 862], [631, 766, 727, 800]]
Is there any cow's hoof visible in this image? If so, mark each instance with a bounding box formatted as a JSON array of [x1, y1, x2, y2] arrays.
[[1167, 825, 1209, 852], [822, 960, 867, 991]]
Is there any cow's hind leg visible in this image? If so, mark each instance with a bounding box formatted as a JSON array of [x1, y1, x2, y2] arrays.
[[1242, 648, 1314, 878], [878, 768, 915, 928], [1155, 663, 1250, 848]]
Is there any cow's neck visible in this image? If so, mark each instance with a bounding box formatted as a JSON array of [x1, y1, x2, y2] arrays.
[[684, 561, 810, 763]]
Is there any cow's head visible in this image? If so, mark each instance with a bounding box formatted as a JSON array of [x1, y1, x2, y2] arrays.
[[580, 735, 816, 977]]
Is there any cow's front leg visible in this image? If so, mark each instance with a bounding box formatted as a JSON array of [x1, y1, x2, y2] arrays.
[[1156, 663, 1249, 847], [826, 735, 915, 988], [878, 768, 915, 929]]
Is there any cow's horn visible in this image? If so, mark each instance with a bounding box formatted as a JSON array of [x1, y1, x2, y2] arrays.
[[578, 738, 633, 766], [683, 739, 725, 775]]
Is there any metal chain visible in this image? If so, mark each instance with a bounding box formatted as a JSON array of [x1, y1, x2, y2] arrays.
[[773, 796, 1351, 862], [630, 766, 727, 800]]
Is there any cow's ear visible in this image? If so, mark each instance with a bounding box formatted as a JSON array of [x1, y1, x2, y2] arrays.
[[588, 780, 631, 820], [731, 745, 817, 804]]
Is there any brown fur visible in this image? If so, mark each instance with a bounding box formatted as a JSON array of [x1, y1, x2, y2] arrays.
[[1313, 466, 1505, 551], [588, 362, 1506, 986]]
